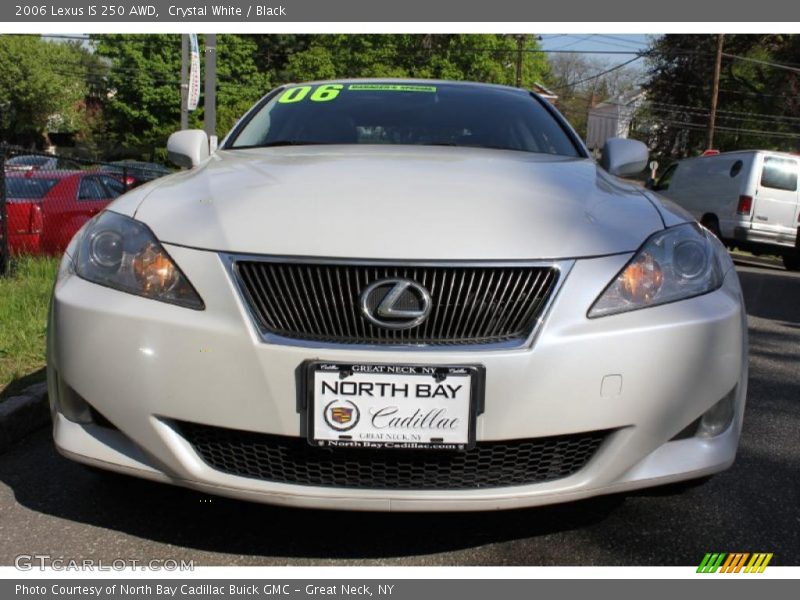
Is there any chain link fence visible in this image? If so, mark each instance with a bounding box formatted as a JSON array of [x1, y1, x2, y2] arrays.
[[0, 145, 171, 276]]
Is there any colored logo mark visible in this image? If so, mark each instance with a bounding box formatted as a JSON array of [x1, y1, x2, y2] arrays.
[[697, 553, 773, 573], [331, 407, 354, 424]]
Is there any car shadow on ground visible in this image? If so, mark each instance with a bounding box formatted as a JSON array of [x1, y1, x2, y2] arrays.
[[0, 430, 631, 561]]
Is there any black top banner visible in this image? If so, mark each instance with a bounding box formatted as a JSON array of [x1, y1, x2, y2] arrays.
[[2, 0, 799, 22]]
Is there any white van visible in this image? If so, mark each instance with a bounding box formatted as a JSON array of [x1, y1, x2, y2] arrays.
[[652, 150, 800, 270]]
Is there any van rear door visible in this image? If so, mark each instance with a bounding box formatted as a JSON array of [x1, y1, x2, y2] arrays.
[[753, 155, 799, 242]]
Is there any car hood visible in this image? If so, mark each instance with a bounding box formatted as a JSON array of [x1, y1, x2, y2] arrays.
[[130, 146, 666, 260]]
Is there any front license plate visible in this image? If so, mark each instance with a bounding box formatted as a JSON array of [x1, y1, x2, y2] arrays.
[[306, 362, 481, 450]]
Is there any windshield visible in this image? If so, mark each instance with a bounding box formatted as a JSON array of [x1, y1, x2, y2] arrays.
[[228, 82, 581, 157], [6, 177, 60, 199]]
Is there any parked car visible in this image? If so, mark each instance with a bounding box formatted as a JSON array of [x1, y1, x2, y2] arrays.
[[102, 160, 171, 188], [3, 172, 49, 254], [652, 150, 800, 270], [5, 154, 82, 172], [4, 171, 125, 255], [48, 80, 748, 511]]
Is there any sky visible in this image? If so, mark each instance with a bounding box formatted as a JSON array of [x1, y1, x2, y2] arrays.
[[539, 33, 652, 69]]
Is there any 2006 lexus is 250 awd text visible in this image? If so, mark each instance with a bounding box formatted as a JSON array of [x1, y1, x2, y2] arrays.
[[47, 80, 748, 511]]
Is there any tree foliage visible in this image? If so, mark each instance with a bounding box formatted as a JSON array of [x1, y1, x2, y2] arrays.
[[0, 36, 89, 147], [281, 34, 548, 88], [644, 34, 800, 159], [92, 34, 268, 159], [545, 52, 642, 138]]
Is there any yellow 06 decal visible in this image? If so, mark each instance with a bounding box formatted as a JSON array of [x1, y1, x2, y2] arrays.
[[278, 84, 343, 104]]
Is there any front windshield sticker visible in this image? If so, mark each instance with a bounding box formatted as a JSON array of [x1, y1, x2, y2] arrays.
[[277, 83, 437, 104], [347, 84, 437, 93]]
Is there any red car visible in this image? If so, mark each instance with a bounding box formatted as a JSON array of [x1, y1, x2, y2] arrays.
[[3, 170, 125, 255]]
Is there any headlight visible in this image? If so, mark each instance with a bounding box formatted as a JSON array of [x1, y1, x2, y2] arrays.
[[589, 223, 725, 318], [74, 211, 204, 310]]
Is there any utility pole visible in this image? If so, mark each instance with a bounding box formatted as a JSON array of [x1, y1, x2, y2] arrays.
[[180, 34, 189, 130], [515, 34, 526, 88], [707, 34, 724, 150], [204, 34, 217, 150]]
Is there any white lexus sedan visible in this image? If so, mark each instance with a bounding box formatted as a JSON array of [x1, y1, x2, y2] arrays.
[[47, 80, 748, 511]]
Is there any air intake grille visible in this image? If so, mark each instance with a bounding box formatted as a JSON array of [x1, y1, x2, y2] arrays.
[[233, 261, 559, 346], [178, 422, 607, 490]]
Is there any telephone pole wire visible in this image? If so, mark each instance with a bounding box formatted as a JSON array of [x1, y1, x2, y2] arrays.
[[707, 34, 724, 150]]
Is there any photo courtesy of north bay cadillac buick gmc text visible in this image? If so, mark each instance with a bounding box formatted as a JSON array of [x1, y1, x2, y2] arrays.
[[46, 80, 748, 511]]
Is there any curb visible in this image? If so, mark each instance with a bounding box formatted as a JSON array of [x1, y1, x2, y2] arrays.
[[0, 381, 50, 454], [730, 252, 784, 270]]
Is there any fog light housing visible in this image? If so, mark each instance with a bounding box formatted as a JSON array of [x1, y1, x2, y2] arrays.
[[51, 371, 93, 424], [697, 388, 736, 438]]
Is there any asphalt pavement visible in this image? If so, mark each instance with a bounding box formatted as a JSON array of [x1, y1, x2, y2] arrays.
[[0, 264, 798, 566]]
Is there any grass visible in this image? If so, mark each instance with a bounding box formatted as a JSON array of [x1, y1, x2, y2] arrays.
[[0, 255, 59, 401]]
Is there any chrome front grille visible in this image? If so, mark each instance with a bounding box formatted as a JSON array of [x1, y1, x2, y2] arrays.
[[231, 259, 561, 346]]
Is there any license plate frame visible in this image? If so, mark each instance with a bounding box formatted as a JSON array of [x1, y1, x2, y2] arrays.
[[301, 361, 485, 451]]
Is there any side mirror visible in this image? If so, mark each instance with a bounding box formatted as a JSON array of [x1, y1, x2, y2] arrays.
[[600, 138, 649, 178], [167, 129, 210, 169]]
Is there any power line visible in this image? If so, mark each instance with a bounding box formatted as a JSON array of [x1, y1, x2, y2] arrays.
[[554, 56, 643, 91], [657, 80, 799, 100], [594, 35, 650, 48], [582, 36, 649, 51], [663, 120, 800, 140], [564, 111, 800, 140], [547, 35, 596, 52], [646, 101, 800, 124], [565, 107, 800, 140], [722, 52, 800, 74]]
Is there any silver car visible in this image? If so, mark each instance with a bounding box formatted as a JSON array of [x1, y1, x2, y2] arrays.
[[47, 80, 748, 511]]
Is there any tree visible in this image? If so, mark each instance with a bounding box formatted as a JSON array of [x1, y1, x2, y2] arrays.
[[92, 34, 269, 159], [644, 34, 800, 159], [250, 35, 313, 82], [92, 34, 184, 158], [281, 35, 549, 88], [215, 36, 271, 136], [0, 36, 89, 148], [545, 52, 642, 138]]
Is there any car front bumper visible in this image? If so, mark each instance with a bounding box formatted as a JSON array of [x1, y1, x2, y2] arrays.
[[47, 245, 748, 511]]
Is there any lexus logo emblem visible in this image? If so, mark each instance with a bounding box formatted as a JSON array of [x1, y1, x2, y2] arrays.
[[360, 278, 432, 329]]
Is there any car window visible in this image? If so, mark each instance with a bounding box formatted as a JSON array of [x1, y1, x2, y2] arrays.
[[5, 177, 60, 199], [229, 82, 581, 157], [7, 155, 49, 167], [653, 164, 678, 191], [760, 156, 798, 191], [78, 177, 107, 200], [100, 176, 125, 198]]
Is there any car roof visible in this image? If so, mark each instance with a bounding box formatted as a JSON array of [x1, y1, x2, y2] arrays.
[[8, 154, 51, 159], [5, 169, 83, 179]]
